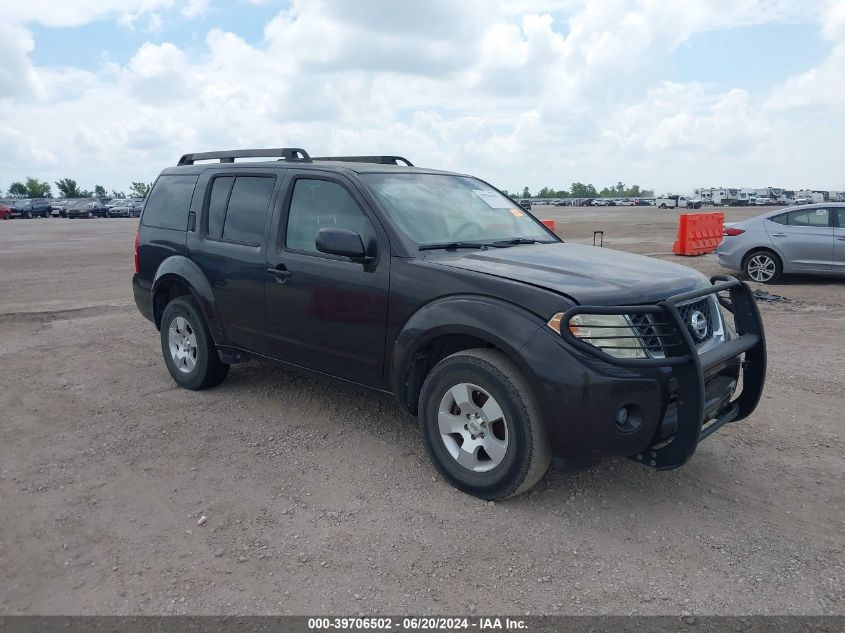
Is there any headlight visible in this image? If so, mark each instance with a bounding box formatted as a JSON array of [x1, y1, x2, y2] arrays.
[[548, 313, 647, 359]]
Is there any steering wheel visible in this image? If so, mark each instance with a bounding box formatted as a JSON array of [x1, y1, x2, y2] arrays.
[[452, 221, 483, 239]]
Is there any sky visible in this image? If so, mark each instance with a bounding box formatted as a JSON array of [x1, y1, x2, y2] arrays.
[[0, 0, 843, 196]]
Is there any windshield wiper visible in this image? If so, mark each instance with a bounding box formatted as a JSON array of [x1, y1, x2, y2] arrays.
[[491, 237, 554, 246], [418, 241, 492, 251]]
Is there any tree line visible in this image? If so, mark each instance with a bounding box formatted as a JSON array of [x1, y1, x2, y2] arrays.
[[4, 177, 153, 200], [503, 181, 655, 199]]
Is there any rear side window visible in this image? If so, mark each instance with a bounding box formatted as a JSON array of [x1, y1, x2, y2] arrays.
[[206, 176, 234, 239], [141, 175, 198, 230], [788, 208, 828, 227], [770, 213, 788, 225], [222, 177, 275, 245], [836, 208, 845, 228]]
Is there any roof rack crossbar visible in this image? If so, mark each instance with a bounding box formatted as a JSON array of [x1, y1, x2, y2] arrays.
[[312, 155, 414, 166], [177, 148, 312, 166]]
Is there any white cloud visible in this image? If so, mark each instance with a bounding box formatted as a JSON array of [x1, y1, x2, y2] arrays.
[[0, 0, 842, 193], [180, 0, 208, 19]]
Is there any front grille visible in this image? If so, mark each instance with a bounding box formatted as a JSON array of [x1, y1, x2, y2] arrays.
[[629, 313, 663, 355], [677, 298, 715, 344], [628, 297, 716, 358]]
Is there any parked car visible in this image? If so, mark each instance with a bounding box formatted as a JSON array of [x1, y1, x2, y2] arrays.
[[12, 198, 51, 218], [754, 197, 775, 206], [518, 199, 532, 210], [616, 198, 635, 206], [67, 199, 107, 218], [656, 195, 702, 210], [51, 199, 72, 217], [106, 199, 134, 217], [591, 198, 611, 206], [133, 147, 766, 500], [716, 203, 845, 283], [0, 199, 13, 220], [128, 198, 145, 217], [793, 196, 812, 205]]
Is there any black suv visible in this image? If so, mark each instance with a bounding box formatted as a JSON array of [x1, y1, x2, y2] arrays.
[[133, 148, 766, 499]]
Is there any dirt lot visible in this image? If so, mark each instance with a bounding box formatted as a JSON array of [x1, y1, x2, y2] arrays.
[[1, 210, 843, 615]]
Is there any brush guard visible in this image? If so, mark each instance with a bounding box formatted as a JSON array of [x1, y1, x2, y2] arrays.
[[558, 275, 766, 470]]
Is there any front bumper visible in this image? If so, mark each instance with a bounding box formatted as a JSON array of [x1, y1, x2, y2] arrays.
[[533, 275, 765, 469]]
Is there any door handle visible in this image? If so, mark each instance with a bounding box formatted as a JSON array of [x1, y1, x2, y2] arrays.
[[267, 265, 292, 283], [771, 233, 787, 237], [838, 237, 845, 241]]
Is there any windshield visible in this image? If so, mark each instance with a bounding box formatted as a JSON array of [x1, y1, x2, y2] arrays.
[[360, 173, 554, 247]]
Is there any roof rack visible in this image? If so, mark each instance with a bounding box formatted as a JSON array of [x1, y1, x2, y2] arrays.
[[312, 155, 414, 166], [177, 148, 312, 166]]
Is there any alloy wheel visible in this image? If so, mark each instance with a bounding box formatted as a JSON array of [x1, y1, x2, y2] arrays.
[[167, 316, 198, 374], [747, 254, 776, 282], [437, 383, 508, 473]]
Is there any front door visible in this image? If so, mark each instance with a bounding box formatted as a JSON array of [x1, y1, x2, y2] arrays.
[[766, 207, 833, 272], [264, 172, 390, 388]]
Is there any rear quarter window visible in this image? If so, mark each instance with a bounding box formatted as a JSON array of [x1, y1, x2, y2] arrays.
[[141, 175, 199, 230]]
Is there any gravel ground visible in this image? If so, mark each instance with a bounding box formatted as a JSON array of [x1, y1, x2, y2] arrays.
[[0, 209, 842, 616]]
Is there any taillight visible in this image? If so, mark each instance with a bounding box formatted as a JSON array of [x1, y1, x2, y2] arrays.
[[723, 227, 745, 236], [134, 230, 140, 273]]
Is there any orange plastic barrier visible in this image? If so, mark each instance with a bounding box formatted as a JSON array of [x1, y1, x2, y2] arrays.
[[541, 219, 556, 231], [672, 212, 724, 256]]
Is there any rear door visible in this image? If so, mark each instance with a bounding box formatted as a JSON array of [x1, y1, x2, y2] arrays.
[[263, 171, 390, 387], [765, 208, 833, 272], [188, 169, 281, 351], [834, 207, 845, 273]]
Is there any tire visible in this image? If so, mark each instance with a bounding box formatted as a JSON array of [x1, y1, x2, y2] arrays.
[[23, 210, 32, 219], [87, 211, 93, 219], [160, 296, 229, 390], [418, 348, 552, 500], [743, 249, 782, 284], [659, 203, 667, 209]]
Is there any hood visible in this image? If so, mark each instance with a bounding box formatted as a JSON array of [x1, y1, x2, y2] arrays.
[[426, 242, 710, 305]]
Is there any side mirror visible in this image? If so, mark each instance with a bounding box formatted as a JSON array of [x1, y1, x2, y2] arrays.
[[316, 228, 374, 263]]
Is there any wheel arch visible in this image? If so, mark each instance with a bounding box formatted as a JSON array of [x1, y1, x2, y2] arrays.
[[151, 256, 225, 343], [390, 296, 545, 416]]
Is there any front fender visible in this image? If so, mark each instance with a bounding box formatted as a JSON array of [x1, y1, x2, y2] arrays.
[[151, 256, 225, 343], [390, 295, 552, 409]]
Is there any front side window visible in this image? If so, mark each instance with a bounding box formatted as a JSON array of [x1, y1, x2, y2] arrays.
[[836, 208, 845, 228], [788, 208, 829, 227], [360, 173, 552, 247], [286, 179, 372, 253]]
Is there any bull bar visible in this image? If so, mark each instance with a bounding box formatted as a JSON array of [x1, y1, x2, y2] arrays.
[[558, 275, 766, 470]]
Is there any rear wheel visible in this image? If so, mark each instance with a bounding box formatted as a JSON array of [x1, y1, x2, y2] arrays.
[[418, 349, 551, 500], [744, 249, 782, 283], [160, 297, 229, 390], [23, 210, 32, 219]]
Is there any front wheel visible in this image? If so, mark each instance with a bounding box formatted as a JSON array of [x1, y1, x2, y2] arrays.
[[744, 249, 782, 283], [418, 349, 552, 500], [160, 297, 229, 390]]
